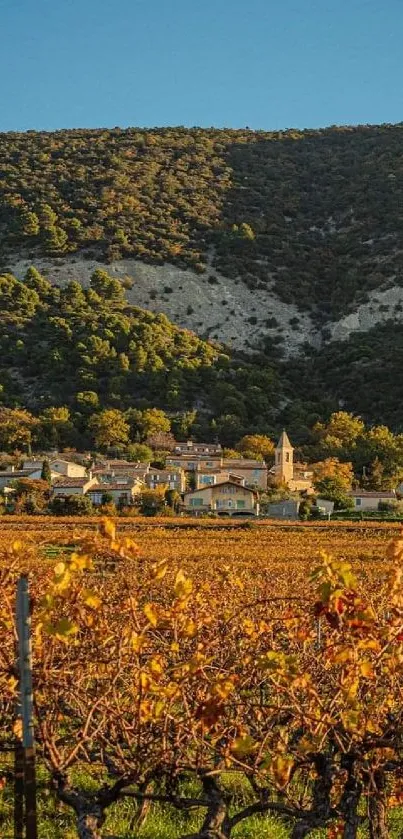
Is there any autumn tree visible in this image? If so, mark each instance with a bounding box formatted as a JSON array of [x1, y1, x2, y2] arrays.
[[13, 477, 50, 513], [312, 458, 354, 510], [88, 409, 130, 450], [237, 434, 274, 462], [0, 407, 39, 452], [125, 408, 171, 442], [312, 412, 365, 459]]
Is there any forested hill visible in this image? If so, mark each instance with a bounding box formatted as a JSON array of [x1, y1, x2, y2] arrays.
[[0, 268, 281, 447], [2, 124, 403, 435], [2, 123, 403, 324]]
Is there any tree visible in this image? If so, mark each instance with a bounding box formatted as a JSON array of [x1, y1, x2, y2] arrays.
[[237, 434, 274, 462], [39, 406, 73, 449], [312, 412, 365, 458], [24, 266, 51, 295], [126, 443, 153, 463], [312, 458, 354, 510], [138, 488, 165, 516], [214, 414, 244, 448], [13, 477, 50, 513], [89, 269, 125, 303], [0, 408, 39, 452], [141, 409, 171, 440], [165, 488, 180, 512], [76, 391, 100, 413], [125, 408, 171, 442], [88, 409, 130, 450], [41, 459, 52, 483], [312, 458, 353, 491], [171, 410, 197, 440], [356, 425, 403, 490], [49, 494, 94, 516]]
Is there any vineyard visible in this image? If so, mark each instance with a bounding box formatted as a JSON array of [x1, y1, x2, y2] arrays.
[[1, 518, 403, 838]]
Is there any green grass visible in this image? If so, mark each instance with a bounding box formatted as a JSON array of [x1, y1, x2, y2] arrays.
[[1, 762, 403, 837]]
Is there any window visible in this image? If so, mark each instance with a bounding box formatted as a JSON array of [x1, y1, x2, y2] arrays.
[[201, 475, 214, 484], [190, 497, 203, 507], [356, 498, 362, 507], [237, 500, 246, 509], [286, 453, 290, 462]]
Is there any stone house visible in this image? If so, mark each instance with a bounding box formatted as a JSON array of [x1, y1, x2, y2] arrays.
[[92, 464, 150, 483], [0, 468, 41, 490], [50, 459, 87, 478], [166, 454, 223, 472], [87, 480, 142, 507], [145, 468, 185, 493], [195, 469, 246, 489], [221, 459, 267, 490], [51, 477, 98, 497], [183, 481, 259, 516], [173, 441, 222, 455], [349, 490, 396, 511]]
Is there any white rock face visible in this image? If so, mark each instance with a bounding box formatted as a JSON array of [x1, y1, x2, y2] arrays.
[[7, 255, 403, 355], [329, 286, 403, 342], [8, 256, 315, 357]]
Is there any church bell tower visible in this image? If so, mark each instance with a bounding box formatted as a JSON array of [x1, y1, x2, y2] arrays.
[[275, 430, 294, 484]]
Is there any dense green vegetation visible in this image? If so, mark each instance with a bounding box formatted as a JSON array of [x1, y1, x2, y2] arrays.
[[0, 268, 280, 449], [2, 124, 403, 320], [1, 265, 403, 454], [281, 321, 403, 436], [2, 124, 403, 440]]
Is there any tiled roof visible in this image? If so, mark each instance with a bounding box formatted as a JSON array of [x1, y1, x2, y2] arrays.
[[0, 469, 37, 478], [88, 483, 134, 492], [184, 481, 257, 496], [350, 490, 395, 498], [53, 478, 91, 487], [222, 460, 266, 468]]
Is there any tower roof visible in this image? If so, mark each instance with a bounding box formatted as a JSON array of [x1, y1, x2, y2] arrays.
[[275, 429, 293, 450]]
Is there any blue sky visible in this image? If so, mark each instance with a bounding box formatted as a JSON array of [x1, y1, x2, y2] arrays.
[[1, 0, 402, 131]]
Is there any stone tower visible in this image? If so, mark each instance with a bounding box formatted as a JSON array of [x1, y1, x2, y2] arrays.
[[275, 430, 294, 484]]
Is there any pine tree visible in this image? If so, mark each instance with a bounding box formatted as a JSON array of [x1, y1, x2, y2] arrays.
[[41, 459, 52, 484]]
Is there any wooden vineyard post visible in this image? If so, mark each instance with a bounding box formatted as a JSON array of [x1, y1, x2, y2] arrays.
[[14, 618, 24, 839], [16, 575, 38, 839], [14, 739, 24, 839]]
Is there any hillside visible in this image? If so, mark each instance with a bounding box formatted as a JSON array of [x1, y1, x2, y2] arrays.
[[2, 124, 403, 325], [1, 124, 403, 433], [0, 269, 280, 447]]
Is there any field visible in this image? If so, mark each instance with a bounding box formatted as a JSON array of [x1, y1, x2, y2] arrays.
[[1, 517, 402, 838]]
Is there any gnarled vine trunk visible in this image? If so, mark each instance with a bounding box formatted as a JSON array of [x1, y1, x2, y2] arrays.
[[76, 803, 105, 839], [368, 769, 388, 839], [291, 753, 334, 838], [53, 772, 128, 839], [339, 755, 362, 839], [181, 774, 231, 839]]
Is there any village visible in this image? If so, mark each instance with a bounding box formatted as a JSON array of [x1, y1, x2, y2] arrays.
[[0, 431, 398, 519]]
